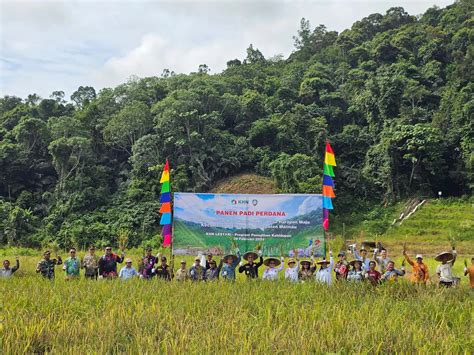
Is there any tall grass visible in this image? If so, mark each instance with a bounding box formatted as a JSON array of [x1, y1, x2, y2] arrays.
[[1, 255, 472, 353]]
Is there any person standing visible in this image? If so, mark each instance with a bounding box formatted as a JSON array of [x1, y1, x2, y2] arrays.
[[403, 251, 429, 284], [298, 260, 314, 281], [204, 253, 214, 270], [140, 247, 158, 279], [351, 244, 371, 271], [381, 261, 405, 282], [98, 246, 125, 278], [464, 257, 474, 289], [220, 252, 241, 281], [435, 249, 457, 287], [365, 261, 381, 285], [36, 251, 62, 279], [63, 248, 81, 280], [262, 257, 285, 281], [82, 246, 99, 279], [314, 250, 334, 285], [189, 257, 205, 281], [175, 260, 189, 281], [0, 257, 20, 278], [374, 248, 391, 274], [238, 251, 264, 279], [205, 259, 222, 281], [347, 260, 365, 282], [119, 258, 139, 280], [334, 251, 348, 280], [154, 256, 172, 281], [284, 258, 299, 282]]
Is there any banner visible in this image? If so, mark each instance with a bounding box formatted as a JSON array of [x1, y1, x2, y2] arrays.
[[173, 193, 325, 257]]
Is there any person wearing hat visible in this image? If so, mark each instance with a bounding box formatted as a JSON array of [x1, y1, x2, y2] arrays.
[[365, 260, 381, 285], [334, 251, 348, 280], [1, 257, 20, 278], [36, 250, 62, 279], [262, 256, 285, 281], [350, 244, 371, 271], [189, 257, 206, 281], [140, 247, 159, 279], [206, 259, 223, 281], [381, 261, 405, 282], [298, 259, 314, 281], [220, 251, 241, 281], [238, 250, 264, 279], [63, 248, 81, 280], [82, 246, 99, 279], [435, 248, 457, 287], [98, 246, 125, 279], [175, 260, 189, 281], [204, 253, 215, 270], [314, 250, 334, 285], [154, 255, 172, 281], [347, 259, 365, 282], [284, 257, 300, 282], [119, 258, 139, 280], [403, 250, 429, 284]]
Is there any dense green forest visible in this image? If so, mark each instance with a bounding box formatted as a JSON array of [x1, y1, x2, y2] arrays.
[[1, 1, 472, 248]]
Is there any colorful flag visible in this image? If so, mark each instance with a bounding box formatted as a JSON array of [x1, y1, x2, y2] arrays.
[[322, 142, 336, 231], [159, 160, 172, 247]]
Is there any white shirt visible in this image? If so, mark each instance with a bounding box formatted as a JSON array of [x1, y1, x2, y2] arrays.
[[285, 262, 299, 282], [436, 263, 455, 282], [262, 264, 284, 281], [315, 256, 334, 285]]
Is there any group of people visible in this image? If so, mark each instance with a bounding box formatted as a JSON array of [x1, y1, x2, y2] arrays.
[[1, 244, 473, 288]]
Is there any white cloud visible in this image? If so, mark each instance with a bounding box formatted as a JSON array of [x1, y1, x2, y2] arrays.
[[0, 0, 455, 98]]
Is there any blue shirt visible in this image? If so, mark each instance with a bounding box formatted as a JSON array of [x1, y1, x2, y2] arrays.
[[220, 253, 241, 280], [119, 266, 138, 280]]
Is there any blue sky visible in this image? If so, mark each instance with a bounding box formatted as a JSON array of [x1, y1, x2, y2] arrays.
[[0, 0, 454, 99], [174, 193, 322, 229]]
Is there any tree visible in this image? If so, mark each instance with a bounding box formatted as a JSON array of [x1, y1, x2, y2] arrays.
[[103, 101, 152, 155], [71, 86, 96, 108]]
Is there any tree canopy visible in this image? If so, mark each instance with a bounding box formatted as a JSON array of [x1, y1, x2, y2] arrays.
[[1, 1, 472, 248]]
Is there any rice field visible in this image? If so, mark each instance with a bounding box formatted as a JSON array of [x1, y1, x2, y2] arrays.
[[1, 253, 473, 354]]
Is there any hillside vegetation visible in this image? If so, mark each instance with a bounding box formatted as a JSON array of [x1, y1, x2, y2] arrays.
[[0, 1, 473, 248]]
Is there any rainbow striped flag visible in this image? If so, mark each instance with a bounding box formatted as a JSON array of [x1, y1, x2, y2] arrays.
[[159, 160, 172, 247], [322, 142, 336, 231]]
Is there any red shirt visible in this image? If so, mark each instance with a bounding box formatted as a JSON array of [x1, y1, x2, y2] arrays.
[[366, 270, 381, 284]]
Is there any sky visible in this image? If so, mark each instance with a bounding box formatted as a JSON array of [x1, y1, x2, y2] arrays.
[[174, 193, 322, 228], [0, 0, 454, 99]]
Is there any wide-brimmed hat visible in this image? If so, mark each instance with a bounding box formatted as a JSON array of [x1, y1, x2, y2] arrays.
[[300, 259, 312, 266], [316, 259, 330, 265], [209, 259, 217, 265], [263, 257, 281, 267], [125, 258, 133, 263], [287, 258, 296, 265], [349, 259, 362, 267], [337, 251, 346, 257], [435, 251, 454, 262], [180, 260, 186, 264], [194, 257, 201, 262], [415, 254, 423, 259], [243, 251, 259, 261], [223, 254, 238, 263]]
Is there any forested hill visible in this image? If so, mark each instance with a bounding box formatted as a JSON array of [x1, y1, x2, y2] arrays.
[[1, 1, 473, 248]]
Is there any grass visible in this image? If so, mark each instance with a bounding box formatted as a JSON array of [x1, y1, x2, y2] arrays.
[[333, 197, 474, 255], [1, 253, 473, 353]]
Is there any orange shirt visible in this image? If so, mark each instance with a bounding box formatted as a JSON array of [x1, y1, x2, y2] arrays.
[[466, 265, 474, 288], [406, 255, 429, 283]]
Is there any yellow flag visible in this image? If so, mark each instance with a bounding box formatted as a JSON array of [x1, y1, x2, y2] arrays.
[[160, 171, 170, 183], [325, 152, 336, 166]]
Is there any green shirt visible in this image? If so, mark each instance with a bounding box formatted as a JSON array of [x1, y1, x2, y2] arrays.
[[64, 257, 80, 276]]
